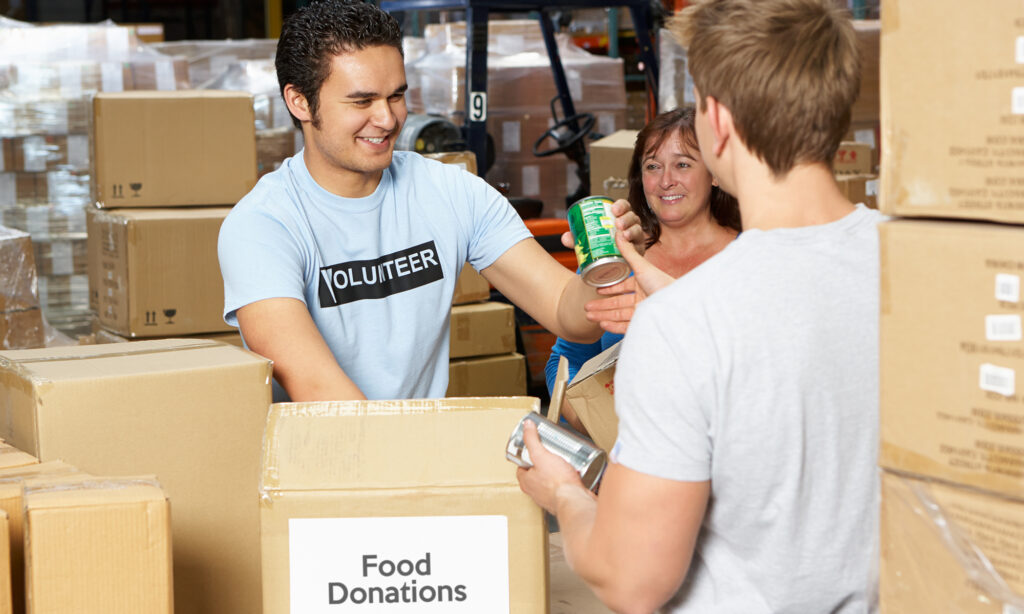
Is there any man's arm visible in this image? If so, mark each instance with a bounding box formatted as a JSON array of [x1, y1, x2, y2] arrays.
[[237, 297, 367, 401], [517, 421, 709, 614]]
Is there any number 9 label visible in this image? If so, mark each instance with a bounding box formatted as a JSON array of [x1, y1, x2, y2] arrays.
[[469, 92, 487, 122]]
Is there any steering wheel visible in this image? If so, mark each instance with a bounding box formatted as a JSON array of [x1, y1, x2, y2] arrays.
[[532, 112, 597, 158]]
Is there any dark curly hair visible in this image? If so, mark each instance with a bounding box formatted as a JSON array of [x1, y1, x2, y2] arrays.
[[626, 107, 742, 248], [276, 0, 403, 129]]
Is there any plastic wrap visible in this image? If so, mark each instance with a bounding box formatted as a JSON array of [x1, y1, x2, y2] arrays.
[[0, 224, 43, 348], [880, 471, 1024, 613], [658, 27, 695, 113], [149, 38, 277, 88]]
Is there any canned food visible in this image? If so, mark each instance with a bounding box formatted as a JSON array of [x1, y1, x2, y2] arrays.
[[567, 196, 630, 287], [506, 412, 607, 491]]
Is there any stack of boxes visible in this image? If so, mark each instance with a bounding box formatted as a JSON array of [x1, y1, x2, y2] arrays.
[[408, 19, 628, 218], [85, 89, 256, 344], [878, 1, 1024, 610], [0, 227, 43, 349], [0, 21, 190, 336]]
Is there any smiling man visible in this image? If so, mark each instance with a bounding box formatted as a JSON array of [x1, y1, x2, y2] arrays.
[[218, 0, 641, 402]]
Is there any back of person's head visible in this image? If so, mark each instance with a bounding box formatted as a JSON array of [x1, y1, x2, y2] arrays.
[[627, 107, 741, 247], [276, 0, 403, 128], [669, 0, 861, 176]]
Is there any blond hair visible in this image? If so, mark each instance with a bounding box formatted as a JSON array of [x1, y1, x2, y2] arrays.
[[669, 0, 861, 176]]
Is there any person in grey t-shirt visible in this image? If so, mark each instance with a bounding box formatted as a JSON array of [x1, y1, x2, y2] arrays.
[[518, 1, 884, 612]]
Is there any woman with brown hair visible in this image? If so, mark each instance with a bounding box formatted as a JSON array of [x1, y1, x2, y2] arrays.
[[545, 106, 740, 429]]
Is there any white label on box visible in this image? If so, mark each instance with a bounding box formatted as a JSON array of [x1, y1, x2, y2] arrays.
[[58, 63, 82, 98], [985, 314, 1022, 341], [26, 206, 49, 236], [597, 112, 616, 137], [567, 69, 583, 102], [50, 241, 73, 276], [100, 62, 124, 92], [522, 165, 540, 196], [66, 135, 88, 169], [502, 121, 520, 153], [996, 273, 1021, 303], [0, 173, 14, 204], [37, 276, 48, 308], [155, 61, 176, 91], [980, 363, 1016, 397], [1014, 87, 1024, 115], [853, 128, 876, 149], [1017, 36, 1024, 64], [567, 162, 580, 195], [865, 178, 879, 197], [288, 516, 510, 614]]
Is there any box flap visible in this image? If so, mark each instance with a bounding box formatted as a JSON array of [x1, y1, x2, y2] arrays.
[[262, 397, 539, 492], [24, 475, 165, 509], [548, 355, 569, 423], [569, 341, 621, 386]]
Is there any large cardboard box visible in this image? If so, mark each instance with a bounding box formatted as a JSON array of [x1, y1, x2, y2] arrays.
[[833, 141, 873, 175], [260, 398, 548, 614], [880, 1, 1024, 223], [92, 90, 256, 208], [560, 342, 620, 452], [880, 471, 1024, 613], [0, 461, 84, 614], [0, 340, 273, 614], [588, 130, 637, 203], [447, 353, 527, 397], [836, 174, 879, 209], [0, 308, 43, 350], [851, 20, 880, 126], [82, 315, 243, 347], [452, 263, 490, 305], [449, 301, 516, 358], [0, 441, 36, 471], [0, 227, 37, 313], [880, 220, 1024, 498], [87, 206, 232, 337], [24, 476, 173, 614]]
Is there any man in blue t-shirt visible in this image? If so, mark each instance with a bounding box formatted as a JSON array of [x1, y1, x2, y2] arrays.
[[217, 0, 642, 402]]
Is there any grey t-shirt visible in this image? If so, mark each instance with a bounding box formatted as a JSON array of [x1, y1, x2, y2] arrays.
[[614, 205, 884, 613]]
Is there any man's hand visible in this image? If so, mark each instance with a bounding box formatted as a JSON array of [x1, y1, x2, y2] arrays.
[[516, 419, 589, 514], [585, 232, 676, 334], [560, 198, 646, 255]]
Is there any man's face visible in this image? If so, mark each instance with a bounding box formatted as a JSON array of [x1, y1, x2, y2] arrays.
[[305, 45, 408, 184]]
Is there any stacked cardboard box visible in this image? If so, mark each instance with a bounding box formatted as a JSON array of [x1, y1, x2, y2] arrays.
[[447, 267, 526, 397], [85, 91, 256, 342], [408, 20, 628, 218], [878, 2, 1024, 610], [0, 21, 191, 336], [0, 227, 43, 349], [0, 339, 273, 613], [259, 398, 548, 614]]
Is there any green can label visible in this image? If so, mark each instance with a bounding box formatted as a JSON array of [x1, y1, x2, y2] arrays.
[[568, 196, 630, 287]]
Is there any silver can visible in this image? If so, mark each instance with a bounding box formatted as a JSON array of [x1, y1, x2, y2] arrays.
[[506, 412, 607, 491]]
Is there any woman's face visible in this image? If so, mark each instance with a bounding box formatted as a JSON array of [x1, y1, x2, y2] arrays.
[[640, 131, 715, 227]]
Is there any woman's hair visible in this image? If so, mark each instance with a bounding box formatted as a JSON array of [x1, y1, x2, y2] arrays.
[[626, 107, 741, 248]]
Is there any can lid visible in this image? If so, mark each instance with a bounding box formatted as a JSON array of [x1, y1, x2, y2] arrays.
[[583, 260, 630, 288]]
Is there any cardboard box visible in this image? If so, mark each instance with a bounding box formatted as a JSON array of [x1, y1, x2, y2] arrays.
[[561, 342, 619, 452], [0, 227, 38, 313], [92, 91, 256, 208], [449, 301, 516, 358], [447, 353, 527, 397], [851, 20, 880, 125], [0, 340, 273, 614], [82, 316, 243, 347], [0, 441, 37, 470], [836, 174, 879, 209], [259, 398, 548, 614], [880, 220, 1024, 498], [880, 471, 1024, 613], [880, 0, 1024, 223], [452, 263, 490, 305], [0, 308, 43, 350], [588, 130, 637, 203], [833, 141, 873, 175], [24, 476, 173, 614], [0, 461, 84, 614], [87, 206, 232, 337], [424, 151, 478, 176]]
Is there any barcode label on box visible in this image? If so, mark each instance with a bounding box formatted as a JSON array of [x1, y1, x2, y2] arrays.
[[980, 363, 1015, 397], [502, 121, 520, 153], [986, 314, 1022, 341], [996, 273, 1021, 303], [1014, 87, 1024, 115]]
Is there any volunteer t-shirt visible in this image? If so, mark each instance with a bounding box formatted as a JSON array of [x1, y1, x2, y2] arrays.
[[218, 151, 531, 400]]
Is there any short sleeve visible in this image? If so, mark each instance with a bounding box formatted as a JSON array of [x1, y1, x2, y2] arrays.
[[218, 203, 307, 326], [456, 170, 532, 271], [612, 298, 714, 482]]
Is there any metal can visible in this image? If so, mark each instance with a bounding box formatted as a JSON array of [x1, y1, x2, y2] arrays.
[[567, 195, 630, 287], [506, 412, 607, 491]]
